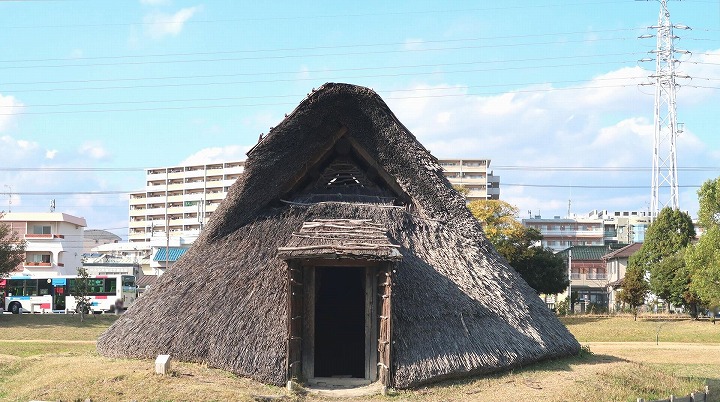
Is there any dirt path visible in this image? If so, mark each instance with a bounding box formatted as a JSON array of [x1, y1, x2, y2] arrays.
[[384, 343, 720, 402], [586, 342, 720, 364], [0, 339, 95, 343]]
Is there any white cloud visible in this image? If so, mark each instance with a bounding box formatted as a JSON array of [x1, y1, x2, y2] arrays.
[[45, 149, 58, 159], [144, 6, 202, 39], [1, 135, 38, 153], [403, 39, 425, 51], [78, 142, 110, 160], [0, 94, 24, 132], [179, 145, 252, 165], [383, 65, 720, 218], [297, 66, 311, 80], [0, 136, 44, 212]]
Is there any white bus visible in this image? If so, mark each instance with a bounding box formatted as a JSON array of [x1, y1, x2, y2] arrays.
[[1, 275, 137, 314]]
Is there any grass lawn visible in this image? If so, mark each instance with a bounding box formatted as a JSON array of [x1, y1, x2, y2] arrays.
[[561, 315, 720, 343], [0, 314, 718, 401]]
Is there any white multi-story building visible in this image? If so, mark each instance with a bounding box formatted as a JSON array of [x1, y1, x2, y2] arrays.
[[439, 159, 500, 201], [128, 161, 244, 243], [128, 158, 500, 243], [1, 212, 86, 276], [522, 210, 652, 252]]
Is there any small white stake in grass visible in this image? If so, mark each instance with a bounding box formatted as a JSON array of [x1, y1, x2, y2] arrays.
[[155, 354, 171, 375]]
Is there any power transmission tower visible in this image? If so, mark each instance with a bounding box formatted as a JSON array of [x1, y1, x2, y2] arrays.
[[640, 0, 690, 220]]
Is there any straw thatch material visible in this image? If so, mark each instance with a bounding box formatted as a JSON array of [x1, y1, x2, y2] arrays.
[[277, 218, 402, 261], [97, 83, 579, 389]]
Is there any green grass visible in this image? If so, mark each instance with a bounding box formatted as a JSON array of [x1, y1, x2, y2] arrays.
[[561, 315, 720, 343], [0, 314, 717, 401], [0, 340, 95, 357], [0, 313, 118, 340]]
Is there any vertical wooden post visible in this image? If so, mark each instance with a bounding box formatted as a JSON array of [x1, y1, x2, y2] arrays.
[[302, 267, 315, 380], [365, 267, 378, 382], [286, 262, 304, 386], [377, 265, 393, 388], [285, 264, 292, 386]]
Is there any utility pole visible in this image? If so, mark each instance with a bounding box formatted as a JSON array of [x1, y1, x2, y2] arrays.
[[568, 248, 573, 314], [3, 185, 12, 212], [639, 0, 690, 220]]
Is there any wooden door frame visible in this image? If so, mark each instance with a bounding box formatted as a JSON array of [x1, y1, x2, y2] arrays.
[[293, 260, 383, 382]]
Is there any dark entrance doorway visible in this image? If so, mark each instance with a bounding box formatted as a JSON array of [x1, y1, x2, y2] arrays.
[[314, 266, 365, 378]]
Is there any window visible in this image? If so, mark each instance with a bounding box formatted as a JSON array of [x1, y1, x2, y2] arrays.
[[38, 279, 52, 296], [122, 276, 136, 288], [31, 254, 51, 263], [68, 278, 116, 295], [32, 225, 51, 235], [7, 279, 29, 296]]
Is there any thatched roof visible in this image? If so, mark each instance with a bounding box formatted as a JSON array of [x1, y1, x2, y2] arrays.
[[97, 83, 579, 389], [277, 218, 402, 261]]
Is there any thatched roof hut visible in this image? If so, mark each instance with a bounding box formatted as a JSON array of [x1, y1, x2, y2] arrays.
[[97, 83, 579, 389]]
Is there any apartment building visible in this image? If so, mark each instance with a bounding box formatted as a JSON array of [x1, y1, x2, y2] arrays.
[[439, 159, 500, 201], [522, 210, 651, 252], [1, 212, 86, 276], [128, 158, 500, 242], [128, 161, 244, 243]]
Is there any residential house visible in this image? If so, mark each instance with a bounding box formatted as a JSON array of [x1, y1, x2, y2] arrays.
[[556, 245, 612, 312], [0, 212, 86, 277], [603, 243, 643, 312]]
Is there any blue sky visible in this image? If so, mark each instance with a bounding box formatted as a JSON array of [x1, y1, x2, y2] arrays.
[[1, 0, 719, 240]]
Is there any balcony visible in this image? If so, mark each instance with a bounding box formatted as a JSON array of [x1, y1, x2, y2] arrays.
[[570, 272, 609, 287], [183, 181, 205, 190], [24, 262, 52, 267], [541, 229, 602, 237], [24, 234, 64, 239]]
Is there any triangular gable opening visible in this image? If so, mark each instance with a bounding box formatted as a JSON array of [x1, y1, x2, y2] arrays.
[[282, 133, 410, 206]]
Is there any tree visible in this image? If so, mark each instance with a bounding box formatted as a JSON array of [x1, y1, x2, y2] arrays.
[[468, 200, 568, 294], [695, 177, 720, 228], [73, 267, 92, 322], [618, 265, 649, 321], [650, 249, 701, 316], [495, 228, 569, 295], [452, 184, 470, 198], [687, 178, 720, 308], [0, 213, 26, 277], [467, 200, 527, 244], [630, 207, 695, 311]]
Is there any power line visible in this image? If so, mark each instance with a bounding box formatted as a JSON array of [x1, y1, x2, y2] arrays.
[[0, 29, 646, 64], [9, 78, 715, 116], [1, 165, 716, 173], [493, 165, 720, 171], [0, 2, 639, 29], [1, 60, 644, 95], [2, 77, 649, 109], [0, 52, 644, 86], [0, 167, 145, 171], [0, 83, 677, 116], [4, 183, 709, 196], [0, 37, 640, 70], [8, 191, 132, 195], [502, 183, 704, 189]]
